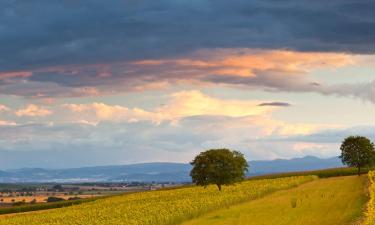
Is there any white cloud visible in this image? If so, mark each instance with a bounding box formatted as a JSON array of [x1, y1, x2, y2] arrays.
[[60, 90, 338, 139], [0, 90, 345, 168], [62, 102, 153, 123], [0, 116, 343, 168], [62, 90, 276, 124], [0, 120, 16, 126], [15, 104, 52, 117]]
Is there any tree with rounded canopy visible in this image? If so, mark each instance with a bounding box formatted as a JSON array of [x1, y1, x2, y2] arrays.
[[340, 136, 375, 176], [190, 148, 248, 191]]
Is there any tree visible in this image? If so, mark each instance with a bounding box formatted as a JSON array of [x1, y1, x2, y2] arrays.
[[340, 136, 375, 176], [190, 149, 248, 191]]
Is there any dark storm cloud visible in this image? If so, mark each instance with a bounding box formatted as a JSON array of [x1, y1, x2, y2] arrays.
[[258, 102, 291, 107], [1, 0, 375, 71]]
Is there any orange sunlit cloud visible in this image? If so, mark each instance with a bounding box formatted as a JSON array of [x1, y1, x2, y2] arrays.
[[15, 104, 52, 117], [131, 49, 355, 77], [0, 48, 359, 99]]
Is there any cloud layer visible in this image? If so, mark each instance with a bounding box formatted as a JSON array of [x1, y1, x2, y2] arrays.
[[0, 49, 357, 98], [1, 1, 375, 168], [2, 0, 375, 71], [0, 90, 343, 168], [1, 1, 375, 103]]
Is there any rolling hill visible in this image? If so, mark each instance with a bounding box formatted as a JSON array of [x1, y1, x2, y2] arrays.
[[0, 156, 343, 183]]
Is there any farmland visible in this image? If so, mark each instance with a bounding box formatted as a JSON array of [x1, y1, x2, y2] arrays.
[[0, 169, 372, 225], [0, 182, 175, 215], [0, 176, 315, 225], [183, 176, 368, 225]]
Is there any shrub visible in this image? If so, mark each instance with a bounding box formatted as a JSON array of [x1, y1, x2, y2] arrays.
[[46, 197, 65, 203], [12, 201, 26, 206]]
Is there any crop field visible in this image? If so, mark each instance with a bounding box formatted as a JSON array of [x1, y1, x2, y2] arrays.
[[182, 176, 368, 225], [0, 194, 98, 203], [0, 196, 106, 216], [0, 176, 316, 225]]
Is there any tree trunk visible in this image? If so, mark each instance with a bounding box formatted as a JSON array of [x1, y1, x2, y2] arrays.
[[358, 166, 361, 176], [217, 184, 222, 191]]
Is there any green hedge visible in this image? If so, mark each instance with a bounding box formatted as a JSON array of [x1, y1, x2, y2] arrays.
[[248, 167, 370, 180], [0, 196, 104, 215]]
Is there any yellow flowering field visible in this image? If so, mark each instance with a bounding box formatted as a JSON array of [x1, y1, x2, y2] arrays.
[[182, 176, 366, 225], [365, 171, 375, 225], [0, 176, 316, 225]]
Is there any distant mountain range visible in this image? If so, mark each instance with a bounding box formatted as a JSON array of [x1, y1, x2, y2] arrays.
[[0, 156, 343, 183]]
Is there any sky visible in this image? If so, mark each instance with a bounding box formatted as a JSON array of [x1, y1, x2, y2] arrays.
[[2, 0, 375, 169]]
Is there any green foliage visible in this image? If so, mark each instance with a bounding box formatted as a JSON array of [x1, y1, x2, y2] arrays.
[[46, 197, 65, 203], [12, 201, 27, 206], [0, 196, 103, 216], [340, 136, 375, 175], [190, 149, 248, 190]]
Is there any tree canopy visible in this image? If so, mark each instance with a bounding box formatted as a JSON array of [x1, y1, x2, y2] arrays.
[[190, 148, 248, 191], [340, 135, 375, 175]]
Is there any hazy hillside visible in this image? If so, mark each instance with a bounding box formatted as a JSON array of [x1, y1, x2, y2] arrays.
[[0, 156, 343, 183], [249, 156, 343, 175]]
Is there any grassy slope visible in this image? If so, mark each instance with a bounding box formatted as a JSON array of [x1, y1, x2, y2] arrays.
[[182, 176, 368, 225], [248, 167, 370, 180]]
